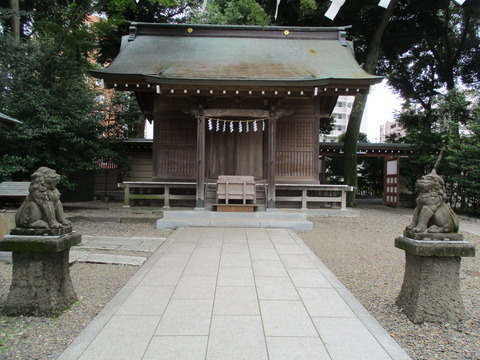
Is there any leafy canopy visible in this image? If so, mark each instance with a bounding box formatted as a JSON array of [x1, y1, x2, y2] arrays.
[[0, 35, 110, 187]]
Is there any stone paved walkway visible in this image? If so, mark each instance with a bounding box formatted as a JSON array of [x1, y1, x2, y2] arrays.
[[58, 227, 411, 360]]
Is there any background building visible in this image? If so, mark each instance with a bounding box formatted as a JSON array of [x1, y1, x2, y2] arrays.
[[379, 120, 406, 142], [319, 96, 369, 142]]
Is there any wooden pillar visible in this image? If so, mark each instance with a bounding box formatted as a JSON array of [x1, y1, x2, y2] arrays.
[[196, 109, 206, 208], [267, 112, 276, 209]]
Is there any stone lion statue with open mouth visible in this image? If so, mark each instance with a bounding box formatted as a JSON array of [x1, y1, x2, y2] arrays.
[[15, 167, 71, 230], [406, 170, 459, 234]]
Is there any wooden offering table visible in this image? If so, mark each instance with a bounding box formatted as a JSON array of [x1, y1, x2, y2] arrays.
[[215, 176, 258, 212]]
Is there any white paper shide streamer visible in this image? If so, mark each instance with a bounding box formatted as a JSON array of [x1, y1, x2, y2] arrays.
[[205, 118, 272, 133], [378, 0, 391, 8], [325, 0, 345, 20]]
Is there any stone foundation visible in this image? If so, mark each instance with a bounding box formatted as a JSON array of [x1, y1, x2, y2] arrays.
[[0, 232, 81, 316], [395, 236, 475, 324]]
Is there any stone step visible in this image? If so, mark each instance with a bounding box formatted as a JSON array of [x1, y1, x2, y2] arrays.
[[157, 211, 312, 230], [162, 210, 308, 221]]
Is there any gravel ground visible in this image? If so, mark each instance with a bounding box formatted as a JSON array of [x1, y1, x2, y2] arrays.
[[0, 202, 479, 360], [299, 205, 480, 360], [0, 217, 172, 360]]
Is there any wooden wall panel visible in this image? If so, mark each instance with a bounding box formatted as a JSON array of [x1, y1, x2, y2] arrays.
[[95, 170, 119, 192], [276, 151, 314, 177], [276, 114, 319, 183], [153, 105, 197, 180], [124, 152, 153, 181]]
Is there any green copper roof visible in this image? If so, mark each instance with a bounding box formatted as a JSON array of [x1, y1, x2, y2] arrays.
[[91, 23, 382, 87], [0, 112, 22, 127]]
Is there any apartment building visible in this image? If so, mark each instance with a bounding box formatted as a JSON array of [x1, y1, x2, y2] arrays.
[[320, 96, 353, 142], [379, 120, 406, 143]]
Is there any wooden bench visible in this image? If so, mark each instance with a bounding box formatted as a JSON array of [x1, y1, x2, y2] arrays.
[[119, 182, 196, 208], [0, 182, 30, 202], [275, 184, 354, 210]]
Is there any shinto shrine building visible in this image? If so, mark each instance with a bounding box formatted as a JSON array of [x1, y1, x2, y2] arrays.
[[91, 22, 383, 210]]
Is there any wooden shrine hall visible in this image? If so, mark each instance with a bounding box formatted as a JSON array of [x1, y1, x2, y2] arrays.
[[91, 22, 382, 210]]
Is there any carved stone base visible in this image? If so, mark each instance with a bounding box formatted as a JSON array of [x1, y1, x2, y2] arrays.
[[403, 229, 464, 241], [10, 225, 73, 236], [0, 232, 81, 316], [395, 236, 475, 324]]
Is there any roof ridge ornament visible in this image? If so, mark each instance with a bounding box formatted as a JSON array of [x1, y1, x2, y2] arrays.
[[128, 23, 137, 42], [338, 31, 347, 47]]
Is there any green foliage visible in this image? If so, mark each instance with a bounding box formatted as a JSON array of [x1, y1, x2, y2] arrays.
[[94, 0, 197, 63], [188, 0, 271, 25], [0, 35, 109, 188], [325, 132, 377, 193], [1, 0, 97, 70], [439, 91, 480, 213], [396, 90, 480, 213], [319, 116, 334, 136], [383, 0, 480, 105], [337, 132, 369, 143], [100, 91, 146, 139]]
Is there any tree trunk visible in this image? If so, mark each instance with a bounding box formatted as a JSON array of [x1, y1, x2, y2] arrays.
[[343, 0, 399, 206], [9, 0, 20, 40]]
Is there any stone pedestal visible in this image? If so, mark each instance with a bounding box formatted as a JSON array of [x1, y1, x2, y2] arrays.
[[395, 236, 475, 324], [0, 232, 81, 316]]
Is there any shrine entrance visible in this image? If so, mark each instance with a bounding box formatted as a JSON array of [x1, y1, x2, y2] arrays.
[[319, 142, 414, 207], [205, 124, 265, 180]]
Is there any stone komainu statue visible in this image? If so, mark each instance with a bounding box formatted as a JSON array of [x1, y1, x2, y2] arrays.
[[15, 167, 71, 230], [406, 170, 459, 234]]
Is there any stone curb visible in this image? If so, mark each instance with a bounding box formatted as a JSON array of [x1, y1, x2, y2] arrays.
[[67, 215, 159, 224]]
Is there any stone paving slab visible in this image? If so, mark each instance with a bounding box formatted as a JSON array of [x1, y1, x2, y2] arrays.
[[76, 235, 166, 252], [58, 227, 412, 360], [76, 253, 147, 266], [0, 251, 12, 263]]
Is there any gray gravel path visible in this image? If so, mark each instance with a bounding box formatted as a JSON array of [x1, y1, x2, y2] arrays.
[[0, 203, 478, 360]]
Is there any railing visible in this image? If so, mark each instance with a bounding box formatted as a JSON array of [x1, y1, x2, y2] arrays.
[[275, 184, 354, 210], [119, 181, 353, 210], [118, 182, 196, 208]]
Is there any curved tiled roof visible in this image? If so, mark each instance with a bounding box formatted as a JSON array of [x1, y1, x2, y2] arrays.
[[91, 23, 382, 88]]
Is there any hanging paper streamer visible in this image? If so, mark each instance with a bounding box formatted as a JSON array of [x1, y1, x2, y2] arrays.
[[325, 0, 345, 20], [378, 0, 391, 8], [274, 0, 281, 19], [203, 117, 273, 132]]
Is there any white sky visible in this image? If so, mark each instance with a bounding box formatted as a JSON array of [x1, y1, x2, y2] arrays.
[[363, 80, 403, 142]]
